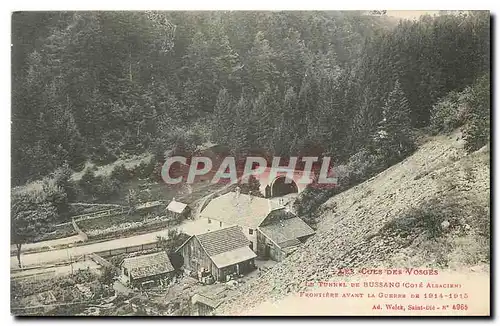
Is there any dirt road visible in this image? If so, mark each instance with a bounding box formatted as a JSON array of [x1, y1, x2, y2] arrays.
[[10, 221, 215, 269], [11, 229, 171, 269]]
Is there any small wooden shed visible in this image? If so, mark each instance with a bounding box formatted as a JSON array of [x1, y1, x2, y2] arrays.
[[119, 251, 175, 288], [166, 198, 191, 220]]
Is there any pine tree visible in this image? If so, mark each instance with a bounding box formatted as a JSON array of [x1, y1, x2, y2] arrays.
[[374, 80, 415, 163], [231, 94, 254, 156], [252, 87, 274, 150], [213, 88, 234, 145]]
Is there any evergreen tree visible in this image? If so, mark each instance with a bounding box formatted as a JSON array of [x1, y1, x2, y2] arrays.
[[374, 80, 415, 163], [212, 88, 234, 145]]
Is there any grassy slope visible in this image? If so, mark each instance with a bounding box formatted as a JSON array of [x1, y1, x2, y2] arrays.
[[216, 129, 490, 315]]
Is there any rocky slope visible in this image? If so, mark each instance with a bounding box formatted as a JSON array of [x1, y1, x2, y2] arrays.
[[216, 130, 490, 315]]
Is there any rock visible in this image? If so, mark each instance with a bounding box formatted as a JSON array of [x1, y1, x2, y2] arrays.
[[441, 220, 450, 230]]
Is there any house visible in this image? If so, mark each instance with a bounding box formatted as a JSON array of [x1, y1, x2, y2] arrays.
[[199, 191, 315, 262], [119, 251, 175, 288], [199, 192, 271, 251], [176, 225, 257, 282], [256, 207, 315, 262], [191, 287, 225, 316], [166, 198, 191, 219]]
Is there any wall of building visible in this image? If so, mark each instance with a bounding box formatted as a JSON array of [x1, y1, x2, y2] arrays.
[[256, 229, 284, 262], [178, 237, 220, 281], [129, 272, 173, 288], [193, 302, 214, 316], [218, 259, 255, 281]]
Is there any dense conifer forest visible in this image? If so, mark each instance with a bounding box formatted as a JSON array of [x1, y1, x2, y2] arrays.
[[12, 11, 490, 187]]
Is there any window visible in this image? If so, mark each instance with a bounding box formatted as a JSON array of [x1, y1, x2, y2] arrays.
[[249, 229, 253, 235], [208, 218, 211, 224]]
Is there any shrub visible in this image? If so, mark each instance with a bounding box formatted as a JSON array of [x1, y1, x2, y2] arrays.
[[79, 168, 97, 195], [430, 91, 468, 134], [157, 230, 190, 253], [150, 162, 164, 183], [94, 176, 121, 201], [131, 158, 156, 179], [238, 175, 263, 197], [100, 266, 117, 285], [110, 163, 133, 182], [463, 74, 490, 152]]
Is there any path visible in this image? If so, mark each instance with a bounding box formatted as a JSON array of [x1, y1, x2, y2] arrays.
[[11, 260, 100, 279], [11, 229, 170, 269], [10, 234, 86, 253], [10, 221, 200, 269]]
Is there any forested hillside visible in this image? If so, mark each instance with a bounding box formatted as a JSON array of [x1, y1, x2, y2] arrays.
[[12, 11, 490, 187]]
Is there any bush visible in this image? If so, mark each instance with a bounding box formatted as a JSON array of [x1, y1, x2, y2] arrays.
[[430, 91, 468, 134], [110, 163, 133, 182], [100, 266, 117, 285], [78, 169, 121, 201], [131, 158, 156, 179], [238, 175, 263, 197], [157, 230, 190, 253], [79, 169, 97, 195], [463, 74, 490, 152], [92, 144, 118, 166]]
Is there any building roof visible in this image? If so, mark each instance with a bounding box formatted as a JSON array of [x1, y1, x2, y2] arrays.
[[211, 246, 257, 269], [191, 286, 227, 308], [196, 225, 250, 257], [258, 217, 315, 249], [278, 238, 302, 249], [121, 252, 175, 279], [167, 199, 188, 214], [260, 207, 297, 226], [177, 226, 256, 268], [199, 192, 270, 228], [191, 293, 222, 309]]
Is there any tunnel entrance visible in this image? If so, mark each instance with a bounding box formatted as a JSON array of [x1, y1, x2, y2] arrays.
[[270, 176, 298, 198]]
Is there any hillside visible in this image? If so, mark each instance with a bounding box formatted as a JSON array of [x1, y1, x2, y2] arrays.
[[216, 129, 490, 315]]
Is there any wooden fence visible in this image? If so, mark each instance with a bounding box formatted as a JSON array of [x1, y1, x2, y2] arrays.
[[95, 242, 161, 258], [72, 207, 128, 223], [72, 218, 88, 241]]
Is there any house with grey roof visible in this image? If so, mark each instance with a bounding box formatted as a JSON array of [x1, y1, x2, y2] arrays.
[[175, 225, 257, 282], [256, 207, 315, 262], [119, 251, 175, 288]]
